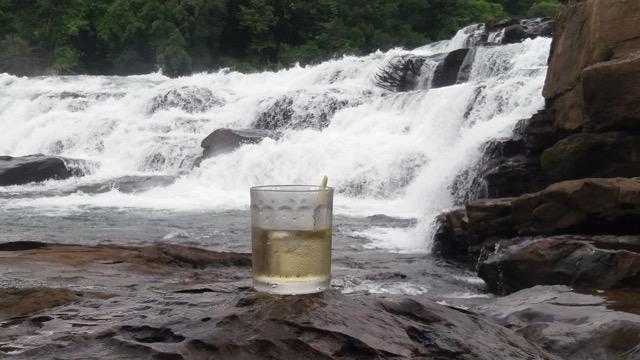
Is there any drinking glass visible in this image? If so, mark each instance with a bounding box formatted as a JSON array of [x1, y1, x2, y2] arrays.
[[250, 185, 333, 294]]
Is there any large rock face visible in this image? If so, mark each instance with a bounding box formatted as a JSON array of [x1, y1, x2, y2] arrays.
[[543, 0, 640, 132], [434, 1, 640, 300]]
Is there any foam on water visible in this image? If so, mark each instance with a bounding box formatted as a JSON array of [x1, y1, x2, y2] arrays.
[[0, 32, 552, 253]]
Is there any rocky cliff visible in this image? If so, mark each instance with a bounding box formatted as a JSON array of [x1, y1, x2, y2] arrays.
[[434, 0, 640, 296]]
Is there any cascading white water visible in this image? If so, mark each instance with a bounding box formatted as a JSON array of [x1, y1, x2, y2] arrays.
[[0, 33, 551, 253]]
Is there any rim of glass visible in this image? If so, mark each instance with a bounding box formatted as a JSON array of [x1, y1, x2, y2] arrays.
[[250, 185, 333, 192]]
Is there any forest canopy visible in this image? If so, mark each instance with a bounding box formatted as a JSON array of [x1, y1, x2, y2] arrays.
[[0, 0, 565, 77]]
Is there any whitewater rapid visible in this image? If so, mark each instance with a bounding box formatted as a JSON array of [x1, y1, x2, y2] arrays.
[[0, 29, 551, 253]]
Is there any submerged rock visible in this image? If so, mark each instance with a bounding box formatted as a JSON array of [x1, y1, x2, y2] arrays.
[[0, 154, 88, 186], [148, 86, 224, 114]]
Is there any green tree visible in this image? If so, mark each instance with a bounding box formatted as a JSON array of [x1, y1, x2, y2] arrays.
[[526, 0, 564, 17], [98, 0, 226, 76], [0, 35, 33, 75], [238, 0, 278, 63]]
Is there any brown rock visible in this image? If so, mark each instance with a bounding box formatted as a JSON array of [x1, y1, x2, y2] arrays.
[[477, 236, 640, 294], [542, 1, 611, 102], [466, 197, 517, 239], [553, 85, 586, 131], [540, 132, 640, 181], [474, 285, 640, 360], [460, 178, 640, 241], [511, 178, 640, 235], [0, 288, 88, 320], [542, 0, 640, 131], [582, 53, 640, 132], [89, 291, 559, 360]]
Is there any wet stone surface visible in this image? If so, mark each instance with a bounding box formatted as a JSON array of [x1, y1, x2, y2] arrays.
[[1, 242, 639, 359]]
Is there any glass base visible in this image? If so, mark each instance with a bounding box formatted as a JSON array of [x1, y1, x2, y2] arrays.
[[253, 277, 330, 295]]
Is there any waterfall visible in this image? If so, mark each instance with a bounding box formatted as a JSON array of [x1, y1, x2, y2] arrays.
[[0, 31, 551, 253]]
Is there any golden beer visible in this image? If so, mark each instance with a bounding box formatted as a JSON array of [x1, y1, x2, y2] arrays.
[[251, 228, 332, 285], [250, 185, 333, 294]]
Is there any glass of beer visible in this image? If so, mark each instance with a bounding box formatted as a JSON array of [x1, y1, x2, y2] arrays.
[[250, 185, 333, 294]]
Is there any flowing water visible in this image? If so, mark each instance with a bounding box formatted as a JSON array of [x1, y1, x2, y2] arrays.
[[0, 26, 551, 298]]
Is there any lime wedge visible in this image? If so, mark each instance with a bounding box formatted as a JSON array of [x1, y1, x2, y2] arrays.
[[320, 175, 328, 190]]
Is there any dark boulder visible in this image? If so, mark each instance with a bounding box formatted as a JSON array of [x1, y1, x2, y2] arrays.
[[501, 18, 555, 44], [432, 208, 472, 262], [476, 137, 550, 198], [199, 128, 280, 160], [432, 48, 471, 88], [484, 18, 554, 45], [482, 154, 549, 198], [478, 235, 640, 294], [502, 24, 527, 44], [0, 154, 87, 186]]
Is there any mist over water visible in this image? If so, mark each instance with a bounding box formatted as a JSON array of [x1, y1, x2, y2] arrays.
[[0, 31, 551, 255]]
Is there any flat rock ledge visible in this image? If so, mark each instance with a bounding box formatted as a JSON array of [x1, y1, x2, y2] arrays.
[[0, 242, 559, 359]]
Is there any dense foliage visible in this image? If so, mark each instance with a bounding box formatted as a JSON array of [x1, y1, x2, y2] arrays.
[[0, 0, 565, 77]]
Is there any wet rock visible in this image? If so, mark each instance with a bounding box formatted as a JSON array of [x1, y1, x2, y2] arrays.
[[468, 178, 640, 237], [477, 235, 640, 294], [95, 290, 557, 360], [70, 175, 177, 194], [0, 241, 48, 251], [0, 243, 560, 359], [540, 132, 640, 182], [432, 209, 473, 262], [0, 288, 87, 319], [253, 93, 351, 130], [514, 109, 571, 152], [474, 285, 640, 360], [0, 154, 88, 186], [148, 86, 223, 114], [484, 18, 554, 44], [502, 24, 527, 44], [433, 178, 640, 262], [199, 128, 279, 160], [136, 243, 252, 269], [481, 154, 548, 198], [432, 48, 471, 88]]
